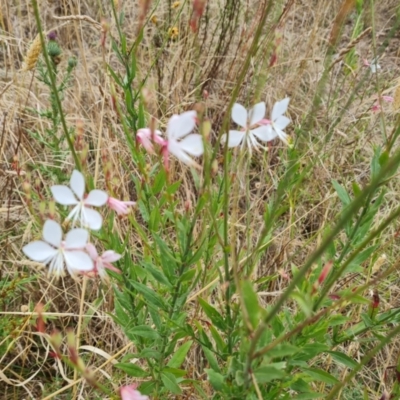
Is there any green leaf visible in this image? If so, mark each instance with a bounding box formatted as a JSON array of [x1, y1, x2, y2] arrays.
[[292, 393, 324, 399], [138, 381, 156, 395], [198, 298, 226, 331], [144, 262, 172, 288], [127, 325, 161, 339], [253, 364, 287, 383], [130, 281, 167, 311], [205, 368, 225, 391], [202, 346, 220, 372], [167, 341, 193, 368], [241, 280, 260, 330], [303, 368, 339, 385], [266, 343, 299, 359], [115, 363, 148, 377], [291, 291, 312, 318], [327, 351, 359, 369], [332, 180, 351, 206], [161, 371, 182, 394]]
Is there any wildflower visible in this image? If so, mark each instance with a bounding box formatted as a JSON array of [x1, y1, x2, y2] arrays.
[[172, 1, 180, 8], [22, 219, 93, 278], [221, 102, 274, 153], [107, 197, 136, 215], [150, 15, 158, 25], [165, 111, 204, 168], [363, 57, 380, 73], [260, 98, 291, 145], [138, 111, 204, 169], [371, 95, 394, 113], [86, 243, 121, 282], [51, 170, 108, 231], [136, 128, 166, 154], [120, 384, 149, 400], [168, 27, 179, 39]]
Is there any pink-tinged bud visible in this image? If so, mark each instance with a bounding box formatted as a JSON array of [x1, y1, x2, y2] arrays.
[[66, 329, 79, 365], [138, 0, 153, 33], [211, 159, 218, 177], [379, 389, 390, 400], [80, 143, 89, 167], [318, 260, 333, 285], [382, 95, 394, 102], [22, 180, 31, 205], [190, 0, 207, 32], [202, 119, 211, 141], [203, 90, 209, 99], [107, 197, 136, 216], [49, 329, 63, 358], [371, 289, 380, 309], [184, 199, 192, 212], [35, 303, 46, 333], [39, 201, 46, 222], [328, 293, 341, 300], [100, 18, 109, 48], [48, 200, 56, 220]]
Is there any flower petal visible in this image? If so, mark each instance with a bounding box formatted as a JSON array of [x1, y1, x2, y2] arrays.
[[64, 250, 94, 273], [82, 208, 103, 230], [224, 130, 245, 147], [102, 250, 122, 263], [231, 103, 248, 128], [178, 134, 204, 156], [249, 102, 266, 126], [47, 252, 65, 277], [271, 98, 290, 121], [42, 219, 63, 247], [23, 241, 58, 262], [65, 228, 89, 249], [51, 186, 78, 206], [70, 170, 85, 200], [86, 243, 99, 260], [168, 140, 198, 167], [85, 190, 108, 207], [251, 126, 277, 142], [167, 111, 197, 140], [274, 115, 291, 130]]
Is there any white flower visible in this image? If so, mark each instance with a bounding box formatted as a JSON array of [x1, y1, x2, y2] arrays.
[[364, 58, 381, 73], [264, 98, 291, 145], [166, 111, 204, 168], [22, 220, 93, 278], [51, 170, 108, 230], [221, 102, 275, 154], [86, 243, 122, 282]]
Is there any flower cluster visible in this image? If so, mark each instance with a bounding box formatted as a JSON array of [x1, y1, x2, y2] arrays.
[[23, 170, 134, 280], [137, 99, 291, 165]]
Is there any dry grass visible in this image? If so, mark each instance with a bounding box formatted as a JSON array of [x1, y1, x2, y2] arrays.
[[1, 0, 400, 398]]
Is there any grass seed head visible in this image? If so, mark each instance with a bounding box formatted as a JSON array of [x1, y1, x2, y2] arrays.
[[22, 34, 42, 71]]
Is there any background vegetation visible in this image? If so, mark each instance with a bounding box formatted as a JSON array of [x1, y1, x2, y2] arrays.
[[1, 0, 400, 398]]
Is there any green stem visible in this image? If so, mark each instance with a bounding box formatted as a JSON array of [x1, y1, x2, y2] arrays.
[[31, 0, 81, 171], [244, 145, 400, 377]]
